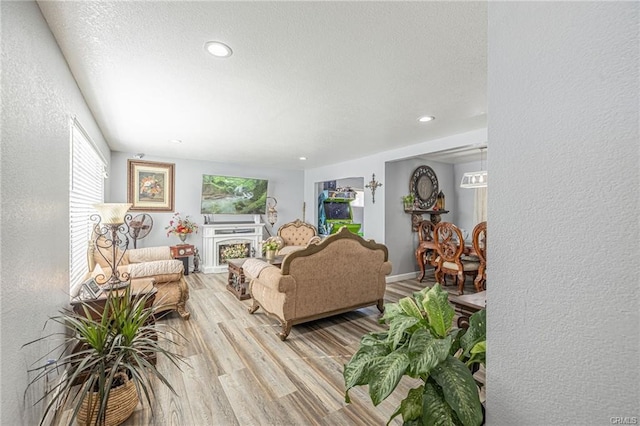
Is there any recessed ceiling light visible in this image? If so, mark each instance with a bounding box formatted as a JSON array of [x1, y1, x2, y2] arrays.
[[204, 41, 233, 58], [299, 156, 307, 161], [169, 139, 183, 144], [418, 116, 435, 122]]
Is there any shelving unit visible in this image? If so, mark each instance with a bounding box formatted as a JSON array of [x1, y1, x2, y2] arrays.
[[405, 209, 449, 231]]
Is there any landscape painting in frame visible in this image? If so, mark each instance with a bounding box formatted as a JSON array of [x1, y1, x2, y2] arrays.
[[201, 175, 268, 214], [127, 160, 175, 211]]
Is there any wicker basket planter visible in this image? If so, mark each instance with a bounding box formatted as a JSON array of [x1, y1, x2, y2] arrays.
[[77, 372, 138, 426]]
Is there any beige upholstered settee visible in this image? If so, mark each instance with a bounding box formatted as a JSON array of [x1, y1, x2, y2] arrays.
[[248, 227, 392, 340], [88, 243, 190, 319], [267, 219, 322, 256]]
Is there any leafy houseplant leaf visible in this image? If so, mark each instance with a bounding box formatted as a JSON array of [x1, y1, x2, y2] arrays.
[[388, 385, 424, 425], [412, 286, 431, 309], [360, 332, 389, 346], [422, 284, 455, 338], [388, 315, 420, 350], [406, 330, 452, 378], [470, 341, 486, 355], [344, 341, 390, 402], [399, 296, 424, 320], [460, 309, 486, 356], [422, 380, 458, 426], [381, 302, 403, 323], [466, 341, 486, 368], [431, 356, 483, 426], [369, 351, 410, 406]]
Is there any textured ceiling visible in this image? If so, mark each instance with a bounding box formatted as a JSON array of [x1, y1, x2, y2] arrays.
[[38, 1, 487, 170]]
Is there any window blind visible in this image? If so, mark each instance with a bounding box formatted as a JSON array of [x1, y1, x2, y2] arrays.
[[69, 119, 106, 296]]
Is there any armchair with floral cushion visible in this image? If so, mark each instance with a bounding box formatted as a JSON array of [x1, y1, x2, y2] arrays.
[[266, 219, 322, 256], [87, 236, 190, 319]]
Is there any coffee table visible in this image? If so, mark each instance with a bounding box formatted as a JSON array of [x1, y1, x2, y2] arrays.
[[450, 290, 486, 329], [227, 256, 285, 300], [71, 278, 157, 319]]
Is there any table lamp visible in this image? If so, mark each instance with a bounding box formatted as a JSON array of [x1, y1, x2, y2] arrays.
[[92, 203, 132, 290]]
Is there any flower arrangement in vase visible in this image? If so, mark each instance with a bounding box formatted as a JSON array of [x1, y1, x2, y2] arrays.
[[262, 240, 279, 260], [165, 212, 198, 244]]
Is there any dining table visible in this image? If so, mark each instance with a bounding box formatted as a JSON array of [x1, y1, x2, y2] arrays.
[[416, 239, 479, 282]]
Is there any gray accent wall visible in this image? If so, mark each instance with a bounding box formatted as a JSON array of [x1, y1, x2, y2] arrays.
[[385, 158, 456, 276], [487, 2, 639, 423], [1, 2, 111, 423], [109, 152, 304, 259]]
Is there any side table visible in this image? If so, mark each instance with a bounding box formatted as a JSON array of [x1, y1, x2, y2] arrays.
[[170, 244, 194, 275], [71, 278, 158, 319], [449, 291, 486, 329]]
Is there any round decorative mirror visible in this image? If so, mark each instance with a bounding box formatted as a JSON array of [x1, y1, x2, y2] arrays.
[[410, 165, 439, 209]]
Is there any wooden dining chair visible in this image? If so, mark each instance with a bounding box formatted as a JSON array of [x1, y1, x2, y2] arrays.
[[433, 222, 480, 295], [415, 220, 437, 282], [472, 221, 487, 292]]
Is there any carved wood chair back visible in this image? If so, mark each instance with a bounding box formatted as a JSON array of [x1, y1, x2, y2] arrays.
[[433, 221, 479, 295], [434, 222, 465, 263], [415, 220, 437, 282], [472, 221, 487, 291], [472, 221, 487, 264], [417, 220, 435, 243]]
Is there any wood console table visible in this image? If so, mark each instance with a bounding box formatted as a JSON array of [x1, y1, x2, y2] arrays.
[[405, 209, 449, 231]]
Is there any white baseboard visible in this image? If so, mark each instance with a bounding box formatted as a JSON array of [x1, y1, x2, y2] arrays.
[[386, 272, 419, 283], [202, 269, 422, 281], [42, 369, 67, 426]]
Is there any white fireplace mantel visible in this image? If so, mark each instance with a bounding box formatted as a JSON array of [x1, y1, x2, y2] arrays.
[[201, 223, 265, 273]]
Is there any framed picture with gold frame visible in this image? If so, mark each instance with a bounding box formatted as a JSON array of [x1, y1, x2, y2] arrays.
[[127, 160, 175, 211]]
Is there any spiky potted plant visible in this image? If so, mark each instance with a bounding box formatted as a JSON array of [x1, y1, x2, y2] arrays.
[[344, 284, 486, 426], [23, 286, 187, 426]]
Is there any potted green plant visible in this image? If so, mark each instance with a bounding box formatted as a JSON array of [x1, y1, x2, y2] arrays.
[[343, 284, 486, 426], [23, 287, 187, 426], [402, 194, 415, 210]]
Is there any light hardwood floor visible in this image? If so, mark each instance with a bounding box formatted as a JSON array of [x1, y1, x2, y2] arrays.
[[58, 269, 478, 426]]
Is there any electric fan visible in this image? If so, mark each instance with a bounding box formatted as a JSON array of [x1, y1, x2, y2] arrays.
[[127, 214, 153, 248]]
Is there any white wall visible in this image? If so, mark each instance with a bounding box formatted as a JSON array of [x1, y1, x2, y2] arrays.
[[0, 2, 111, 424], [109, 152, 304, 266], [488, 2, 639, 424], [453, 159, 484, 233]]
